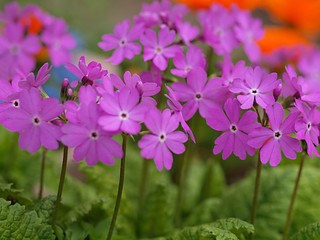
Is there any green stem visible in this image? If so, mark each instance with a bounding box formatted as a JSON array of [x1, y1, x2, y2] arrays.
[[38, 148, 47, 200], [249, 157, 263, 240], [52, 146, 69, 226], [107, 134, 128, 240], [282, 154, 306, 240]]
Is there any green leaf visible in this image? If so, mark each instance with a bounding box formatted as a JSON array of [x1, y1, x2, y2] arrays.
[[138, 182, 176, 238], [0, 198, 55, 240], [168, 218, 253, 240], [32, 195, 56, 224], [0, 183, 31, 205], [289, 222, 320, 240]]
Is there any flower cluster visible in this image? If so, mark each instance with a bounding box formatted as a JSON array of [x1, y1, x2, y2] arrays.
[[0, 1, 76, 80], [1, 0, 320, 172]]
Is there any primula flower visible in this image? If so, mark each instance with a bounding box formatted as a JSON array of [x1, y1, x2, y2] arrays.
[[99, 88, 148, 135], [165, 86, 195, 142], [171, 68, 218, 120], [199, 4, 238, 55], [171, 46, 206, 78], [233, 6, 264, 63], [248, 103, 302, 166], [230, 66, 279, 109], [138, 108, 188, 171], [66, 56, 107, 86], [2, 88, 63, 153], [140, 27, 182, 71], [62, 102, 123, 165], [281, 65, 302, 98], [294, 100, 320, 157], [98, 19, 143, 65], [206, 98, 259, 160], [19, 63, 51, 90], [176, 21, 199, 46], [41, 19, 76, 66], [216, 58, 247, 88], [0, 22, 41, 73]]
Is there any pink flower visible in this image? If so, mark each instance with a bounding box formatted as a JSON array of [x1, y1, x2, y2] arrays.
[[19, 63, 51, 90], [62, 102, 122, 165], [171, 46, 206, 78], [138, 108, 188, 171], [248, 103, 302, 166], [230, 66, 280, 109], [294, 100, 320, 157], [99, 19, 143, 65], [2, 88, 63, 153], [66, 56, 107, 86], [140, 27, 182, 71], [171, 68, 218, 120], [99, 88, 148, 135], [206, 98, 259, 160]]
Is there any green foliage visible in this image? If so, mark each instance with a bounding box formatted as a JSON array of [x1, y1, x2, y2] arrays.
[[216, 166, 320, 240], [290, 222, 320, 240], [168, 218, 253, 240], [0, 198, 55, 240], [138, 182, 176, 238]]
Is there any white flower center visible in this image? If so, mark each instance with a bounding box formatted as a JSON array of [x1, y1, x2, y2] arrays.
[[32, 116, 41, 126], [194, 92, 202, 101], [307, 122, 312, 131], [159, 133, 166, 142], [230, 124, 238, 133], [119, 111, 129, 120], [155, 46, 163, 54], [250, 88, 259, 95], [12, 99, 20, 108], [119, 39, 126, 47], [274, 130, 282, 139], [89, 130, 99, 140]]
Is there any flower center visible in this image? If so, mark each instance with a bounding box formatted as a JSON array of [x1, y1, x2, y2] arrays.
[[32, 116, 41, 126], [185, 66, 191, 72], [230, 124, 238, 133], [307, 122, 312, 131], [12, 99, 20, 108], [10, 44, 20, 55], [90, 131, 99, 140], [119, 39, 126, 47], [119, 111, 129, 120], [155, 47, 163, 54], [250, 88, 259, 95], [159, 133, 166, 142], [194, 92, 202, 101], [274, 130, 282, 139]]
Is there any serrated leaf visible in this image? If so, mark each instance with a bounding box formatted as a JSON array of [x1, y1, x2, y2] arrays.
[[289, 222, 320, 240], [0, 183, 31, 205], [138, 182, 176, 238], [0, 198, 55, 240], [32, 195, 56, 224], [168, 218, 253, 240]]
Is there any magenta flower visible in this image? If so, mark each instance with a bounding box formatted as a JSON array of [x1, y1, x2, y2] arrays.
[[294, 100, 320, 157], [19, 63, 51, 90], [171, 46, 206, 78], [165, 86, 195, 143], [99, 88, 148, 135], [62, 102, 123, 166], [2, 89, 63, 153], [230, 66, 280, 109], [138, 108, 188, 171], [206, 98, 259, 160], [0, 22, 41, 73], [248, 103, 302, 166], [233, 7, 264, 63], [176, 22, 199, 46], [41, 19, 76, 66], [281, 65, 302, 98], [66, 56, 107, 86], [140, 27, 182, 71], [99, 19, 143, 65], [171, 68, 218, 120]]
